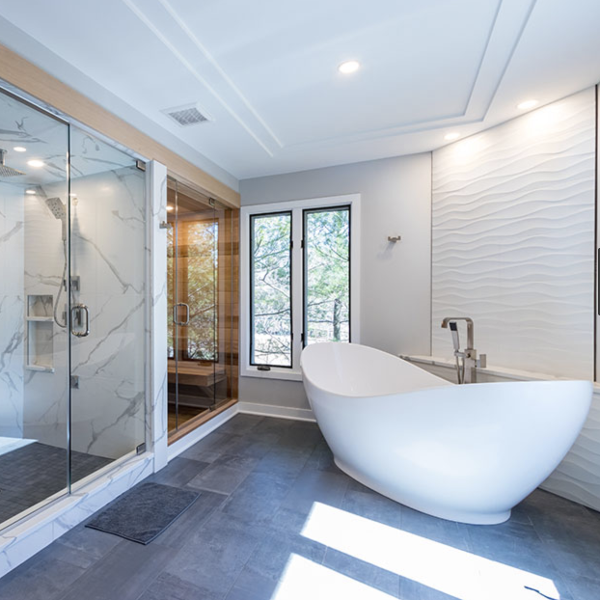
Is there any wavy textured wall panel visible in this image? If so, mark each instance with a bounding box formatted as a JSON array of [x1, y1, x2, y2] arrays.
[[432, 88, 596, 379], [542, 388, 600, 511]]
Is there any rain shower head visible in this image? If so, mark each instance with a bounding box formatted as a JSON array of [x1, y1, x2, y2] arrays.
[[45, 197, 67, 240], [0, 149, 25, 177], [46, 197, 66, 220]]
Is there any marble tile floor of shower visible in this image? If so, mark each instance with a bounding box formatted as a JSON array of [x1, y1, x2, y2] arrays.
[[0, 443, 112, 525], [0, 414, 599, 600]]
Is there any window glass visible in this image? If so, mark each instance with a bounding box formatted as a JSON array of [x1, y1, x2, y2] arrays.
[[304, 207, 350, 345], [250, 212, 292, 366]]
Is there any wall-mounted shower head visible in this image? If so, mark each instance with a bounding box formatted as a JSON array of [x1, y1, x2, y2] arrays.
[[45, 197, 67, 240], [0, 149, 25, 177]]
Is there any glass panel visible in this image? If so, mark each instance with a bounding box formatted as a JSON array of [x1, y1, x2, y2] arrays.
[[214, 199, 236, 406], [68, 127, 146, 482], [250, 213, 292, 366], [304, 207, 351, 345], [181, 217, 217, 361], [0, 88, 70, 527], [168, 179, 218, 433]]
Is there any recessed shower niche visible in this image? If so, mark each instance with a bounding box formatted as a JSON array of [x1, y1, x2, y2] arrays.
[[25, 294, 54, 372], [0, 86, 147, 529]]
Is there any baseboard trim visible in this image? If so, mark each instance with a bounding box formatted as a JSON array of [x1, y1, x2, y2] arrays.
[[237, 402, 316, 422]]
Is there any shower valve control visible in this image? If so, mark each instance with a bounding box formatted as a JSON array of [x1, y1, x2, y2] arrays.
[[63, 276, 80, 292]]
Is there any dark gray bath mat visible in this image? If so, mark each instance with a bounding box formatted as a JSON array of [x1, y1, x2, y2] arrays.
[[85, 482, 199, 544]]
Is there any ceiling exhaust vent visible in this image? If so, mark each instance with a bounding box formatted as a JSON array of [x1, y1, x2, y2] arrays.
[[163, 103, 212, 127]]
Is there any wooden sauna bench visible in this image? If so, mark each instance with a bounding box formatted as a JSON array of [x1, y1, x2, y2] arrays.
[[167, 360, 226, 387]]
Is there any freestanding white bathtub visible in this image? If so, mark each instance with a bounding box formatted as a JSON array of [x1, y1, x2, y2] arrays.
[[301, 342, 592, 525]]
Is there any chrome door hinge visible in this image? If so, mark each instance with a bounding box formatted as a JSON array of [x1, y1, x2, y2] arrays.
[[135, 159, 146, 171], [70, 375, 79, 389]]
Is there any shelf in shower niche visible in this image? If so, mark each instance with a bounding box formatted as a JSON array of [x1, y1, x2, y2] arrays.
[[27, 295, 53, 318], [24, 365, 55, 373], [26, 316, 54, 374]]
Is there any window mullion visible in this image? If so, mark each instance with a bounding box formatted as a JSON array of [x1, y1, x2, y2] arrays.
[[291, 208, 304, 370]]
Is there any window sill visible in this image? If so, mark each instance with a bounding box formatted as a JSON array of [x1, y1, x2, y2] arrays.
[[241, 366, 303, 382]]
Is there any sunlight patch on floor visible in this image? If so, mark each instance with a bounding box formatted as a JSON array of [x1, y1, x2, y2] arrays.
[[301, 502, 561, 600], [272, 553, 396, 600]]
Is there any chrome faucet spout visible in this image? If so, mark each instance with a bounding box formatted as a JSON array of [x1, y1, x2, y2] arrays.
[[441, 317, 484, 384]]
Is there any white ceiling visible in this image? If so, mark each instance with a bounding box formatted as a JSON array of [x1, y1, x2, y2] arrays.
[[0, 0, 599, 185]]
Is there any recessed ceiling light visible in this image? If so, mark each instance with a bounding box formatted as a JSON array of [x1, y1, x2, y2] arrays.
[[13, 146, 26, 153], [25, 189, 36, 195], [27, 159, 45, 168], [166, 205, 174, 212], [517, 99, 538, 110], [444, 132, 460, 141], [338, 60, 360, 75]]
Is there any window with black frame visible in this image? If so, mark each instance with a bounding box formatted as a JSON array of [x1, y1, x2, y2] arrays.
[[303, 206, 351, 346], [248, 205, 351, 370], [250, 211, 293, 367]]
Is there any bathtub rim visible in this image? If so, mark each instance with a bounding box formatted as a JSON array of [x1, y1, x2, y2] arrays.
[[301, 342, 592, 401]]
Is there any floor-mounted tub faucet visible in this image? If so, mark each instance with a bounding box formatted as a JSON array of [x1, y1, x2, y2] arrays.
[[441, 317, 486, 384]]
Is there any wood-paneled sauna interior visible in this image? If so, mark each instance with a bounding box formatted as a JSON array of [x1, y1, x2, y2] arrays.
[[167, 177, 239, 441]]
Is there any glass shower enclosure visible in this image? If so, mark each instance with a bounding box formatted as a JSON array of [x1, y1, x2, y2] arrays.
[[0, 86, 146, 529]]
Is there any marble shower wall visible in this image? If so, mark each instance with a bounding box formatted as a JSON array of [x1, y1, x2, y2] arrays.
[[21, 186, 70, 450], [71, 165, 146, 460], [23, 164, 146, 459], [431, 87, 596, 378], [0, 182, 24, 438], [148, 161, 168, 471]]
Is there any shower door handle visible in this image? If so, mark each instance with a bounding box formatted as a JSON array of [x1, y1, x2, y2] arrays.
[[71, 304, 90, 338], [173, 302, 190, 326]]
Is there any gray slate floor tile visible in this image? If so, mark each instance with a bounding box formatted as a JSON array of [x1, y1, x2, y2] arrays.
[[1, 415, 600, 600], [323, 547, 400, 597], [0, 554, 86, 600], [187, 454, 259, 494], [58, 540, 172, 600], [136, 571, 218, 600], [147, 456, 209, 487]]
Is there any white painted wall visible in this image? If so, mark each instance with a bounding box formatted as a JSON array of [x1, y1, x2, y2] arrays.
[[239, 153, 432, 409]]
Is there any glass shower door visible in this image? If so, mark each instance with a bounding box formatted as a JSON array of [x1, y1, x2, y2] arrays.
[[0, 85, 148, 531], [0, 87, 70, 526], [68, 128, 147, 482]]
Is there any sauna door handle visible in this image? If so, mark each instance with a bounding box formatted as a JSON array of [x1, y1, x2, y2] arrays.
[[173, 302, 190, 326], [71, 304, 90, 338]]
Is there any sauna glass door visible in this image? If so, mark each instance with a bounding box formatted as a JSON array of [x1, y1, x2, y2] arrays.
[[167, 178, 220, 433]]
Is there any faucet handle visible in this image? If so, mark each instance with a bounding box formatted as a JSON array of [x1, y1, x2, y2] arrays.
[[477, 354, 487, 369]]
